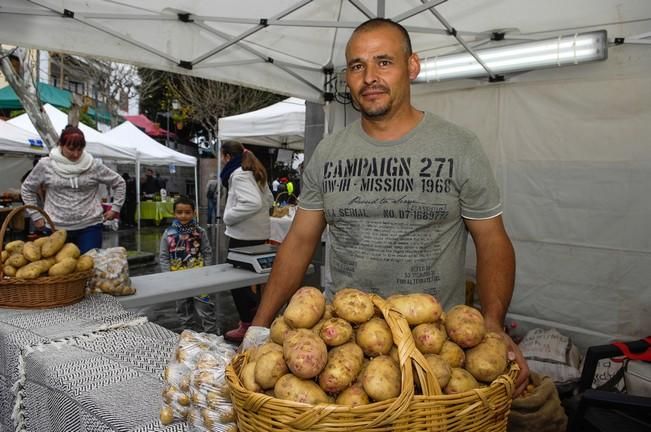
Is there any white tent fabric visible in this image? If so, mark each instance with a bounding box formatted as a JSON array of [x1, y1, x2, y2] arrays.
[[0, 119, 48, 155], [218, 97, 305, 150], [8, 104, 135, 161], [105, 121, 197, 167], [408, 45, 651, 350], [1, 1, 648, 102]]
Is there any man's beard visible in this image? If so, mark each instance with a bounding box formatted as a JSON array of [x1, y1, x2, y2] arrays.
[[354, 86, 391, 118]]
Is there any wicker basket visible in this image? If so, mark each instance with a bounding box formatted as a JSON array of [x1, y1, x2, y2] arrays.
[[0, 205, 91, 309], [226, 294, 519, 432]]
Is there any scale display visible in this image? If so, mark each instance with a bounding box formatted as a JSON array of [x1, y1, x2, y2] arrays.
[[226, 244, 277, 273]]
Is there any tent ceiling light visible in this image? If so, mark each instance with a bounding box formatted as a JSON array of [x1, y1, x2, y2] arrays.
[[415, 30, 608, 83]]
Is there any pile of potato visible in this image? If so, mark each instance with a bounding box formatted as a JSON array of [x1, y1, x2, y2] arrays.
[[1, 231, 94, 279], [240, 287, 510, 406]]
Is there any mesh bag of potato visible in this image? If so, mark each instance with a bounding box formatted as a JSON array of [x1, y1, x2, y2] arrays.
[[161, 330, 238, 432], [226, 287, 519, 432], [85, 247, 135, 296]]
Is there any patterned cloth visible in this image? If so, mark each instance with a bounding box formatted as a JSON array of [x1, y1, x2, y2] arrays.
[[0, 294, 186, 432]]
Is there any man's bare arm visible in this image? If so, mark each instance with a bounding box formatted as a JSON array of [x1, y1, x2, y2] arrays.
[[466, 215, 529, 396], [251, 208, 326, 328]]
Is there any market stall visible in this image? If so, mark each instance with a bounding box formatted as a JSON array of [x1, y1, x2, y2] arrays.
[[104, 120, 198, 228]]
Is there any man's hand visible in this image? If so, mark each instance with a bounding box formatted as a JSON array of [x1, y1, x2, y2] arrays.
[[239, 326, 270, 352], [497, 330, 529, 397]]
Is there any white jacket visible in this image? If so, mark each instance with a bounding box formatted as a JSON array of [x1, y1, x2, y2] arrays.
[[223, 168, 273, 240]]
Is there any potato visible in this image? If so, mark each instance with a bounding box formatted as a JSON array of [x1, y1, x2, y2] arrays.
[[444, 368, 480, 394], [421, 354, 452, 388], [465, 332, 508, 382], [251, 342, 284, 362], [356, 317, 393, 357], [284, 286, 326, 329], [332, 288, 374, 324], [160, 405, 174, 425], [48, 257, 77, 276], [15, 261, 44, 279], [4, 240, 25, 254], [283, 329, 328, 379], [41, 229, 67, 258], [270, 315, 293, 345], [1, 250, 8, 263], [439, 340, 466, 368], [274, 374, 331, 405], [22, 241, 41, 262], [412, 322, 447, 354], [55, 243, 80, 262], [322, 304, 334, 320], [318, 342, 364, 394], [75, 255, 94, 272], [445, 305, 486, 348], [3, 264, 17, 277], [386, 293, 443, 326], [336, 383, 370, 406], [254, 350, 289, 389], [363, 355, 401, 402], [319, 318, 353, 347], [33, 236, 49, 248], [6, 253, 27, 269]]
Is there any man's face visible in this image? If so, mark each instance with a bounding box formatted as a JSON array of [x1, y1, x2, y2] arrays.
[[345, 25, 420, 120]]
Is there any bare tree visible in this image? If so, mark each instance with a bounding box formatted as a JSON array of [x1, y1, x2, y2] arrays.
[[51, 54, 140, 127], [167, 74, 282, 152], [0, 46, 58, 147]]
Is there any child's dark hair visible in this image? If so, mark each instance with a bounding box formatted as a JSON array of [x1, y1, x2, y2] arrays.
[[173, 195, 195, 211]]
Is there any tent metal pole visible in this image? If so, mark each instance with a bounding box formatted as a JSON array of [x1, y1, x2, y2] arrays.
[[135, 156, 141, 252], [194, 165, 199, 221], [213, 138, 222, 264]]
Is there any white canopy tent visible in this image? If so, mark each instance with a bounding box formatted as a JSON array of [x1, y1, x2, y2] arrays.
[[3, 1, 651, 350], [0, 120, 49, 193], [8, 104, 135, 161], [218, 97, 305, 150], [0, 119, 48, 156], [105, 120, 199, 231]]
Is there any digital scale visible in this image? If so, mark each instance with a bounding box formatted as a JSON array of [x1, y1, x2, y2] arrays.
[[226, 244, 278, 273]]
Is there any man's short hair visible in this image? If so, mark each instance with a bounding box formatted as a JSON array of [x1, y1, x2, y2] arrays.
[[352, 18, 413, 56]]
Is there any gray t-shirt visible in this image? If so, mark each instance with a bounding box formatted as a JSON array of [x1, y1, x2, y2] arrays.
[[300, 112, 502, 308]]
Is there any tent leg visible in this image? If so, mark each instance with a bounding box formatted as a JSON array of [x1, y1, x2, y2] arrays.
[[136, 157, 141, 252]]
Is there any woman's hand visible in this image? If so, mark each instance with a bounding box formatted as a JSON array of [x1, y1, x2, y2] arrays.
[[103, 210, 119, 221]]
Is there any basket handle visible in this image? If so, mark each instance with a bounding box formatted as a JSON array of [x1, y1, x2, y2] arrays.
[[1, 205, 56, 278]]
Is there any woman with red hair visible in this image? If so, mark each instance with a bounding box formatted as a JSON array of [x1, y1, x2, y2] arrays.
[[21, 125, 125, 253]]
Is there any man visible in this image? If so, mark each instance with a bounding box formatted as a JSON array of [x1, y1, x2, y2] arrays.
[[141, 168, 158, 199], [243, 18, 529, 395]]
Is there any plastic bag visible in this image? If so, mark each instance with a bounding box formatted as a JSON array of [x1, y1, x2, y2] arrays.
[[161, 330, 237, 431], [85, 247, 135, 296]]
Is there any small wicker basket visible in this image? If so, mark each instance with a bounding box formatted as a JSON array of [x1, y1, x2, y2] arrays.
[[0, 205, 91, 309], [226, 294, 519, 432]]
